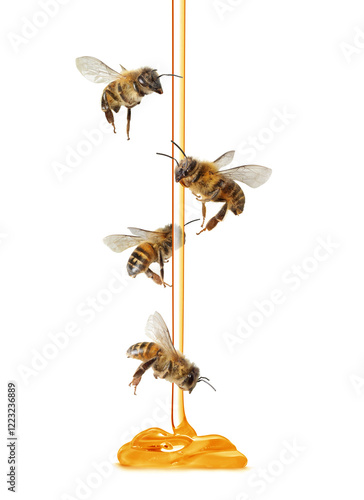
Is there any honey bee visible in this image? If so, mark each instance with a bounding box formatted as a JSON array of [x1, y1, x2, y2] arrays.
[[127, 312, 216, 395], [103, 224, 175, 287], [157, 141, 272, 234], [76, 56, 181, 140]]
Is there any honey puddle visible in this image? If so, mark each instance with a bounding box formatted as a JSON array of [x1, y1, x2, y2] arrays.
[[117, 417, 247, 468]]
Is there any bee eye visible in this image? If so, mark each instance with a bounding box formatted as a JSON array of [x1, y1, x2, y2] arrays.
[[138, 76, 146, 86], [186, 160, 195, 173]]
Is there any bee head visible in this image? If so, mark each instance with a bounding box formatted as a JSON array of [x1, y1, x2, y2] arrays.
[[138, 68, 163, 94], [175, 157, 198, 183], [156, 142, 199, 183], [178, 365, 200, 393]]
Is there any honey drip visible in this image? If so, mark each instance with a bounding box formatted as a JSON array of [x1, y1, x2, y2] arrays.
[[117, 416, 247, 468], [118, 0, 247, 469]]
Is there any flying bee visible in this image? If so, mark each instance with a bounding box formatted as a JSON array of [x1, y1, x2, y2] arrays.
[[157, 141, 272, 234], [103, 221, 197, 287], [103, 224, 175, 287], [127, 312, 216, 395], [76, 56, 181, 140]]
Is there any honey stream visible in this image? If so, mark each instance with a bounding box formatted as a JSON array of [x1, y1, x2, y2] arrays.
[[117, 0, 247, 468]]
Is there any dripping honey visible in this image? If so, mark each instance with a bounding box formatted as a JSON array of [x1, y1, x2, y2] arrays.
[[117, 0, 247, 469]]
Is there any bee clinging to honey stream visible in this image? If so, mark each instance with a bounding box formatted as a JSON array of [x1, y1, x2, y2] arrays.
[[127, 312, 216, 395], [103, 221, 197, 287], [76, 56, 181, 140], [157, 142, 272, 234], [104, 224, 175, 287]]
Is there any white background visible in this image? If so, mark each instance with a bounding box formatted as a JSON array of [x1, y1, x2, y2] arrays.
[[1, 0, 364, 499]]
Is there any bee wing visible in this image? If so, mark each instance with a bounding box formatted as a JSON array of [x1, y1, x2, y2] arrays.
[[214, 151, 235, 170], [145, 312, 178, 359], [103, 234, 142, 253], [76, 56, 122, 84], [220, 165, 272, 188], [128, 227, 170, 241]]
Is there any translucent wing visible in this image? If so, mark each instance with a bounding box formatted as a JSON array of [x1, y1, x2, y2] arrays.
[[103, 234, 142, 253], [76, 56, 122, 84], [214, 151, 235, 170], [128, 226, 170, 241], [145, 312, 178, 358], [220, 165, 272, 188]]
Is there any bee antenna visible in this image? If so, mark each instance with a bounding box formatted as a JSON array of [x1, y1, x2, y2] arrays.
[[184, 219, 200, 227], [156, 152, 179, 167], [198, 376, 210, 381], [157, 73, 183, 79], [171, 140, 187, 158], [197, 378, 216, 391]]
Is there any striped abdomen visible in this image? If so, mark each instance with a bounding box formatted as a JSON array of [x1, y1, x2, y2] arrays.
[[101, 81, 123, 113], [127, 243, 157, 277], [101, 79, 141, 113], [221, 180, 245, 215], [126, 342, 160, 361]]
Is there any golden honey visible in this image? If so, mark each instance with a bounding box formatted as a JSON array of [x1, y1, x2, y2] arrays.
[[117, 416, 247, 468]]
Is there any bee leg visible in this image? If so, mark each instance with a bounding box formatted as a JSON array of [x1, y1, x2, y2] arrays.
[[101, 91, 116, 133], [158, 250, 171, 288], [126, 108, 131, 140], [129, 357, 157, 395], [145, 267, 162, 285], [201, 202, 206, 227], [200, 189, 220, 203], [197, 189, 221, 229], [104, 109, 116, 133], [145, 268, 171, 287], [197, 202, 228, 235], [129, 377, 141, 395]]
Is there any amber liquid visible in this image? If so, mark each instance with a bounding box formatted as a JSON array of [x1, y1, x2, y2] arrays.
[[118, 356, 247, 468], [118, 0, 247, 469], [117, 402, 247, 469]]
